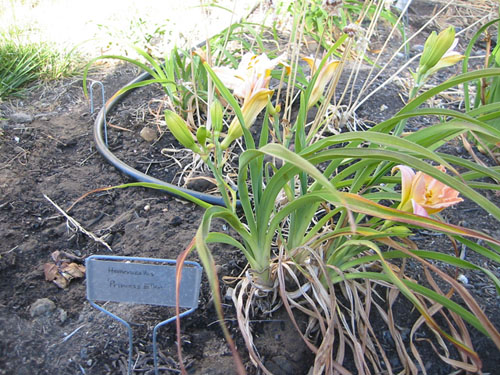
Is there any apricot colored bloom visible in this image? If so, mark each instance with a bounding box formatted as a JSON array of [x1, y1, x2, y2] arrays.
[[392, 165, 463, 217], [303, 56, 340, 109]]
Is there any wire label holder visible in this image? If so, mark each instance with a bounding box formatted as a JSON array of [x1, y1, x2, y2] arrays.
[[86, 255, 202, 375]]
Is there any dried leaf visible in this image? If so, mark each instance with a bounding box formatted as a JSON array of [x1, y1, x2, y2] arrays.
[[61, 263, 86, 279], [53, 274, 69, 289], [44, 253, 86, 289], [50, 250, 62, 263], [44, 263, 59, 281]]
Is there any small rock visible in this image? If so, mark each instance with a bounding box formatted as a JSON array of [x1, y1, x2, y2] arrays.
[[224, 287, 234, 301], [411, 44, 424, 53], [140, 127, 157, 142], [9, 112, 33, 124], [457, 274, 468, 284], [57, 308, 68, 323], [30, 298, 56, 317]]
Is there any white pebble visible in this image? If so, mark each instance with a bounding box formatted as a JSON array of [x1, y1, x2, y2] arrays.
[[457, 274, 468, 284]]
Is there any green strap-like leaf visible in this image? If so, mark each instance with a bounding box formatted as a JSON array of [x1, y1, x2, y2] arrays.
[[302, 131, 457, 173], [83, 54, 159, 97], [401, 68, 500, 114]]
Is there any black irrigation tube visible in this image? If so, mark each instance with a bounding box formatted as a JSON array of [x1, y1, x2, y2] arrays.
[[93, 69, 233, 207]]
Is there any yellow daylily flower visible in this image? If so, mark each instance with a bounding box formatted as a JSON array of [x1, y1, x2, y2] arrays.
[[220, 88, 273, 149], [214, 52, 286, 101], [392, 165, 463, 217], [214, 52, 286, 149], [303, 56, 340, 109]]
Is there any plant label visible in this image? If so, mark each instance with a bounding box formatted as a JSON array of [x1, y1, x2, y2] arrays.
[[86, 256, 202, 308]]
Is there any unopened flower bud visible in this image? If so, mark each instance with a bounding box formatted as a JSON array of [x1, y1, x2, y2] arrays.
[[164, 110, 201, 153], [387, 226, 412, 235], [210, 100, 223, 137], [196, 125, 208, 147], [419, 27, 456, 74]]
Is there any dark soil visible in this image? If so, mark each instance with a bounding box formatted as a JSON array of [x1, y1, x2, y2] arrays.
[[1, 1, 499, 374]]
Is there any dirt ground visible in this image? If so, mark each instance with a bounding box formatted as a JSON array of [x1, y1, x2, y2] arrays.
[[0, 63, 318, 375], [1, 1, 500, 374]]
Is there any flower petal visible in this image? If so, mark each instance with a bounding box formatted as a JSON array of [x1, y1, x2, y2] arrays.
[[412, 199, 430, 217], [392, 165, 416, 209], [220, 89, 273, 149]]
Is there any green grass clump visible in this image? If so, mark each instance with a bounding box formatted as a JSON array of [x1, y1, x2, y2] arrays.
[[0, 32, 83, 99]]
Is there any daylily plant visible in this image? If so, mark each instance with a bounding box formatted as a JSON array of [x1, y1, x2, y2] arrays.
[[303, 55, 340, 109], [213, 53, 287, 149], [392, 164, 463, 217]]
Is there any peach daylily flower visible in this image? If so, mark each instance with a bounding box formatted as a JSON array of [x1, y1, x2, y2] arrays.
[[392, 165, 463, 217]]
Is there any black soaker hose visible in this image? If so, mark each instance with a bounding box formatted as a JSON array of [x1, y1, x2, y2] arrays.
[[93, 70, 230, 206]]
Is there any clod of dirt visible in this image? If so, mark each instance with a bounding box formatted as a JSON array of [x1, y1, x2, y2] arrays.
[[185, 176, 216, 192], [8, 112, 33, 124], [140, 126, 157, 142], [170, 216, 183, 226], [57, 308, 68, 323], [265, 355, 296, 374], [29, 298, 56, 317]]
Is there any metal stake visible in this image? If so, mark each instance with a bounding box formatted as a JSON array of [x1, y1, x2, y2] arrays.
[[89, 81, 108, 146]]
